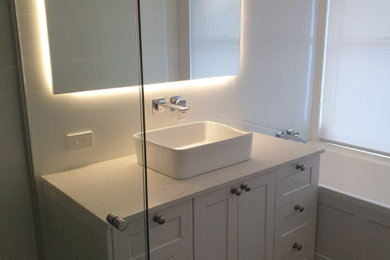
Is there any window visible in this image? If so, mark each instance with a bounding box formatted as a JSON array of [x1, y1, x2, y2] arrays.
[[320, 0, 390, 155]]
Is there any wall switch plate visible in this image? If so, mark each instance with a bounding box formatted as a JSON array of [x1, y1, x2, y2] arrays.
[[66, 131, 93, 151]]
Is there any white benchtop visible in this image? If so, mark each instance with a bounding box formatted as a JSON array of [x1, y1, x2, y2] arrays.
[[42, 133, 323, 224]]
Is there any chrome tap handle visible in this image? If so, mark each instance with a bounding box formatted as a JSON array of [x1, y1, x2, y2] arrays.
[[275, 128, 306, 143], [170, 96, 188, 108], [286, 128, 299, 136], [286, 128, 294, 135], [170, 96, 184, 105], [275, 130, 284, 138], [152, 97, 166, 114]]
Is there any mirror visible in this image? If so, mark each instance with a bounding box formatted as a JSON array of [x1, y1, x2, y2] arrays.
[[141, 0, 241, 84], [45, 0, 241, 94], [45, 0, 141, 94]]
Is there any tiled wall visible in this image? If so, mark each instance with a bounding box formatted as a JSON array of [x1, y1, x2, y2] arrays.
[[16, 0, 319, 176], [0, 1, 38, 259], [15, 0, 145, 175], [15, 0, 238, 176]]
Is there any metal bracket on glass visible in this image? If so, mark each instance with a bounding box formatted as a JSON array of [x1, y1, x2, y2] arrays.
[[106, 213, 128, 232]]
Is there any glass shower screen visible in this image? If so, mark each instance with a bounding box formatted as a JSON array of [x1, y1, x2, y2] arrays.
[[14, 0, 149, 259]]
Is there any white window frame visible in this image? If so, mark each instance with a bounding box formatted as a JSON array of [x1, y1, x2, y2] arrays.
[[310, 0, 390, 159]]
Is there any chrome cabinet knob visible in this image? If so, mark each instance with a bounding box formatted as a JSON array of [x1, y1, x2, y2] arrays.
[[296, 164, 305, 171], [295, 204, 305, 212], [231, 187, 242, 196], [106, 213, 128, 232], [153, 214, 166, 225], [293, 242, 303, 251], [240, 184, 252, 192]]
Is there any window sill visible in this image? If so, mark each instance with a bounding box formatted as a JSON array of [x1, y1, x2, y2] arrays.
[[311, 140, 390, 165]]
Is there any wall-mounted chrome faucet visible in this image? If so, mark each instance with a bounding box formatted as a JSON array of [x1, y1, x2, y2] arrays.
[[152, 96, 189, 114], [275, 128, 307, 143]]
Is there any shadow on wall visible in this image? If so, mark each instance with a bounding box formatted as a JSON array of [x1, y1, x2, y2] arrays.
[[0, 1, 39, 259]]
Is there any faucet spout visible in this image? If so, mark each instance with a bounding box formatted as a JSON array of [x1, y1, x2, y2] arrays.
[[276, 129, 307, 143], [152, 96, 190, 114], [161, 103, 189, 113]]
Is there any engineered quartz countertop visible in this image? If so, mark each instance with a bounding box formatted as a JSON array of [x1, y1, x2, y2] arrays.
[[42, 132, 324, 225]]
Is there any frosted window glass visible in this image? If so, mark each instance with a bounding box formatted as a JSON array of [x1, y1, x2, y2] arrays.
[[320, 0, 390, 154]]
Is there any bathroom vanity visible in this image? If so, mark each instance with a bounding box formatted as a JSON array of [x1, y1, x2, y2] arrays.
[[42, 132, 323, 260]]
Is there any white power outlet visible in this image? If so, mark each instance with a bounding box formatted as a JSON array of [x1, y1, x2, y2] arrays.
[[66, 131, 93, 151]]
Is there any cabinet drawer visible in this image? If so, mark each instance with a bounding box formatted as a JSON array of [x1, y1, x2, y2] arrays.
[[274, 228, 315, 260], [275, 192, 317, 247], [275, 156, 319, 209], [149, 200, 193, 260]]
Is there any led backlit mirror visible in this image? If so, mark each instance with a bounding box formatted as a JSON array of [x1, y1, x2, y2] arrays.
[[45, 0, 241, 94]]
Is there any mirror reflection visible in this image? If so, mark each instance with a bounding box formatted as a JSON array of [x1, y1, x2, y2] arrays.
[[45, 0, 141, 94], [141, 0, 241, 84]]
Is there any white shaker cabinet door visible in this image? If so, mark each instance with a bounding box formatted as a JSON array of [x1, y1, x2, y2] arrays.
[[194, 171, 276, 260], [238, 172, 275, 260], [194, 186, 239, 260], [112, 200, 192, 260]]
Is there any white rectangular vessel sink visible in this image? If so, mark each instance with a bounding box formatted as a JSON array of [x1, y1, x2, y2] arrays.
[[134, 121, 252, 179]]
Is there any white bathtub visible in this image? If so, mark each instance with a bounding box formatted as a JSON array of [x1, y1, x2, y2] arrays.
[[314, 142, 390, 259], [319, 142, 390, 208]]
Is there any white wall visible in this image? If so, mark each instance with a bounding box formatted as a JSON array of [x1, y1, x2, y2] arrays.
[[16, 0, 319, 176]]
